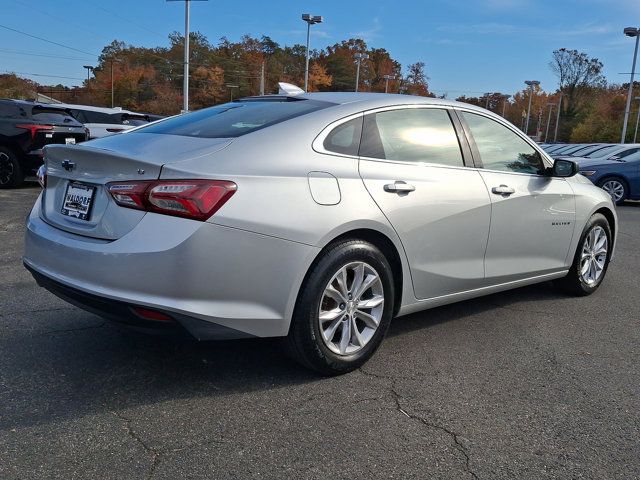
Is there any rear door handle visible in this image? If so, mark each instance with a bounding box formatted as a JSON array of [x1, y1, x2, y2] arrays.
[[491, 184, 515, 196], [384, 181, 416, 193]]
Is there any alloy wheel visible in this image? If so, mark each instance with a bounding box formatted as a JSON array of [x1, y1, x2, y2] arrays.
[[318, 261, 384, 355], [601, 179, 625, 203], [0, 152, 14, 185], [580, 226, 608, 285]]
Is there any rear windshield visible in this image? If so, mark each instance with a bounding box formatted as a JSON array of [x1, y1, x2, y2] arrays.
[[136, 98, 334, 138], [31, 110, 78, 124]]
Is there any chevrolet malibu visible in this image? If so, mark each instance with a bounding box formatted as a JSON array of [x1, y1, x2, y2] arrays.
[[24, 92, 617, 375]]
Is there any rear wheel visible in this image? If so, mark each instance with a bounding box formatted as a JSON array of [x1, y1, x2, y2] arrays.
[[598, 177, 627, 205], [0, 147, 23, 188], [554, 213, 611, 296], [286, 239, 394, 375]]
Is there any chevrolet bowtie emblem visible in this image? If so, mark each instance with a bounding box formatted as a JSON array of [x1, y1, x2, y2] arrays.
[[61, 159, 75, 172]]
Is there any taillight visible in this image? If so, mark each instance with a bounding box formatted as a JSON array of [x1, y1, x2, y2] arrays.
[[107, 179, 237, 221], [15, 124, 54, 141]]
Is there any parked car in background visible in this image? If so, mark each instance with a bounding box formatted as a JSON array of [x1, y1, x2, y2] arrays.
[[577, 147, 640, 203], [554, 144, 608, 158], [55, 104, 160, 139], [24, 92, 617, 374], [0, 99, 88, 187]]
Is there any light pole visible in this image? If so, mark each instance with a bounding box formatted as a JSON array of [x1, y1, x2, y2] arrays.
[[484, 92, 491, 109], [554, 93, 563, 142], [83, 65, 94, 87], [544, 103, 555, 142], [633, 96, 640, 143], [110, 59, 123, 108], [622, 27, 640, 143], [524, 80, 540, 135], [383, 74, 396, 93], [167, 0, 207, 113], [354, 52, 369, 92], [226, 84, 239, 101], [302, 14, 323, 92], [501, 94, 510, 117]]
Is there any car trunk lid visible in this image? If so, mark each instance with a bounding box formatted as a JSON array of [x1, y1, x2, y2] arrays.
[[40, 133, 232, 240]]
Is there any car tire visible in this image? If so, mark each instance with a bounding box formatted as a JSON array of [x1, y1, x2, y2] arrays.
[[553, 213, 612, 296], [598, 177, 627, 205], [0, 146, 23, 188], [285, 239, 395, 375]]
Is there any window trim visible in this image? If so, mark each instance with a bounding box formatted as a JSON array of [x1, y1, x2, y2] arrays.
[[313, 105, 475, 169], [453, 107, 554, 177]]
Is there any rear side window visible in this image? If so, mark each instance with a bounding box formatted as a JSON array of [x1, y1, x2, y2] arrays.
[[359, 108, 464, 167], [461, 112, 544, 174], [323, 117, 362, 156], [78, 110, 119, 124], [138, 99, 334, 138], [0, 102, 24, 118]]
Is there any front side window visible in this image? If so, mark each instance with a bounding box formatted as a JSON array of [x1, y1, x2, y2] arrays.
[[138, 99, 334, 138], [461, 112, 544, 174], [359, 108, 464, 167]]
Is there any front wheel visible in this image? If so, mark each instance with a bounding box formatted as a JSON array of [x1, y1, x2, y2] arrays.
[[286, 240, 395, 375], [554, 213, 611, 296], [598, 177, 627, 205]]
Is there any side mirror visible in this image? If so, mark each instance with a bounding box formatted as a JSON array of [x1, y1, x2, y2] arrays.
[[552, 158, 578, 177]]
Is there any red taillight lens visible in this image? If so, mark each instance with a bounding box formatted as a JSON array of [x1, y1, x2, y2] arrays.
[[107, 179, 237, 221], [15, 124, 54, 141]]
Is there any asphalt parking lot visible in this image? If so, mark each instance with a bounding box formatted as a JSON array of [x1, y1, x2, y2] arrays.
[[1, 184, 639, 480]]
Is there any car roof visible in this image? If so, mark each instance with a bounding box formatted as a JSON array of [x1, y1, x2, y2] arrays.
[[53, 103, 141, 115], [298, 92, 479, 111]]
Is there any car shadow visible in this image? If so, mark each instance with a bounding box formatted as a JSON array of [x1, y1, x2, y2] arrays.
[[2, 282, 566, 431]]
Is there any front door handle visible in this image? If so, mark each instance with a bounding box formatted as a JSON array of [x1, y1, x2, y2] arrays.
[[491, 184, 515, 196], [384, 181, 416, 193]]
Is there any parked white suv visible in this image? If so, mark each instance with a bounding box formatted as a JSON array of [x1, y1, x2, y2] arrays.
[[55, 104, 157, 139]]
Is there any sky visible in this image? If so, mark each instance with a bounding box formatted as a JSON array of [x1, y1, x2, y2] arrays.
[[1, 0, 639, 98]]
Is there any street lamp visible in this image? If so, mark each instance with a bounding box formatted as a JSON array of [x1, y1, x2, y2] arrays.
[[633, 96, 640, 143], [500, 94, 510, 117], [622, 27, 640, 143], [544, 103, 555, 142], [383, 74, 396, 93], [109, 58, 124, 108], [167, 0, 208, 113], [354, 52, 369, 92], [553, 93, 563, 142], [484, 92, 492, 109], [83, 65, 94, 86], [226, 84, 239, 101], [524, 80, 540, 135], [302, 14, 323, 92]]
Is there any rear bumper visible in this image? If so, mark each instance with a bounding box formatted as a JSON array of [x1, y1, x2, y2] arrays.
[[23, 200, 319, 339], [25, 264, 252, 339]]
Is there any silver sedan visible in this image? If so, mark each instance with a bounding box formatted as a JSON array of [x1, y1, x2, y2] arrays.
[[24, 91, 617, 374]]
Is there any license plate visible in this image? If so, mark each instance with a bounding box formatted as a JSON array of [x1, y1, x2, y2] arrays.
[[65, 137, 76, 145], [61, 182, 95, 220]]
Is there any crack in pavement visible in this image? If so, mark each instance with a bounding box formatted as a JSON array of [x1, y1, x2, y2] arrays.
[[112, 411, 161, 480], [358, 368, 479, 479], [111, 410, 228, 479]]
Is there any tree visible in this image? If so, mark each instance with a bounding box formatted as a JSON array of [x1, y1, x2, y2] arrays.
[[307, 62, 332, 92], [403, 62, 431, 96], [549, 48, 605, 119]]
